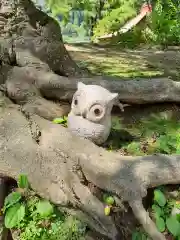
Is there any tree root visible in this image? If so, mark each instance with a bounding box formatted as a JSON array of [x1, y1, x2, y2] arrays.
[[0, 59, 180, 240], [0, 64, 179, 124], [0, 96, 180, 239]]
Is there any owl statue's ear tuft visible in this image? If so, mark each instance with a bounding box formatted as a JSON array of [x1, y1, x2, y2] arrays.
[[108, 93, 118, 102], [77, 82, 86, 90]]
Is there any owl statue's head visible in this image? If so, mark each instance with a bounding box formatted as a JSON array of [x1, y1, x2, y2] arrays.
[[70, 82, 118, 123]]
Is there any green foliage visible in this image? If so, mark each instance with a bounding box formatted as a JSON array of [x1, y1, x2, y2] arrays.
[[41, 0, 180, 46], [132, 230, 148, 240], [45, 0, 72, 21], [44, 0, 141, 44], [3, 174, 86, 240], [93, 0, 137, 39], [152, 188, 180, 238], [44, 0, 99, 30], [125, 142, 143, 155], [140, 115, 180, 154], [144, 0, 180, 45]]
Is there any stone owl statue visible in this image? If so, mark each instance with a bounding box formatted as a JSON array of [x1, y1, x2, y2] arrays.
[[67, 82, 118, 145]]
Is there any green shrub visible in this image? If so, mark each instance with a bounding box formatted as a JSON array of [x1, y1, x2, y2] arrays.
[[145, 0, 180, 46]]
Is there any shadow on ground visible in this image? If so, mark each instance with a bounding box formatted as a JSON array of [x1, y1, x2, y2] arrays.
[[104, 102, 180, 155], [66, 43, 180, 80]]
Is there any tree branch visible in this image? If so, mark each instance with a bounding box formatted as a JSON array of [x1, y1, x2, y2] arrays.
[[35, 69, 180, 104]]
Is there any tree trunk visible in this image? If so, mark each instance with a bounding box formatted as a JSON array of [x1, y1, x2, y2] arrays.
[[0, 1, 180, 240]]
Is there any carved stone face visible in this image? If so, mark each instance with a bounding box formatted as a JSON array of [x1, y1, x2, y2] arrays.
[[67, 82, 118, 145]]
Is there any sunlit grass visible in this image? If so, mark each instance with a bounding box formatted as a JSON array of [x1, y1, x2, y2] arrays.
[[77, 55, 163, 78], [67, 45, 164, 78]]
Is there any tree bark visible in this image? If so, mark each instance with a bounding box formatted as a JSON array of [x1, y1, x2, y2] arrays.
[[0, 1, 180, 240]]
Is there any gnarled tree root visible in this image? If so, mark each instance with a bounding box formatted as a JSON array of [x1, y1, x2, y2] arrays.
[[0, 1, 179, 239], [0, 93, 180, 239]]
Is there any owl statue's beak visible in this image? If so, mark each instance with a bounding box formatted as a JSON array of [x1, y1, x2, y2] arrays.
[[82, 112, 86, 119], [81, 109, 87, 119]]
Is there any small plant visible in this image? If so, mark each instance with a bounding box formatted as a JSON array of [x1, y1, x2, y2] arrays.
[[151, 188, 180, 238], [102, 193, 115, 216], [3, 174, 29, 229], [53, 116, 67, 127], [3, 174, 86, 240]]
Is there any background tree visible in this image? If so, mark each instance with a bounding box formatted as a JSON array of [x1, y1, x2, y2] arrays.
[[40, 0, 180, 46]]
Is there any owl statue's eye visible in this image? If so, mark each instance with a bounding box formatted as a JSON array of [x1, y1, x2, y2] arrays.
[[74, 99, 78, 105], [88, 104, 105, 121], [94, 108, 101, 116]]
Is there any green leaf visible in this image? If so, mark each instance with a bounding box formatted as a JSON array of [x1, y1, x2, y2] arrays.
[[132, 231, 144, 240], [154, 189, 166, 207], [4, 192, 22, 211], [4, 203, 25, 228], [156, 217, 165, 232], [53, 118, 66, 124], [166, 216, 180, 237], [36, 200, 54, 217], [152, 204, 163, 217], [18, 174, 29, 189]]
